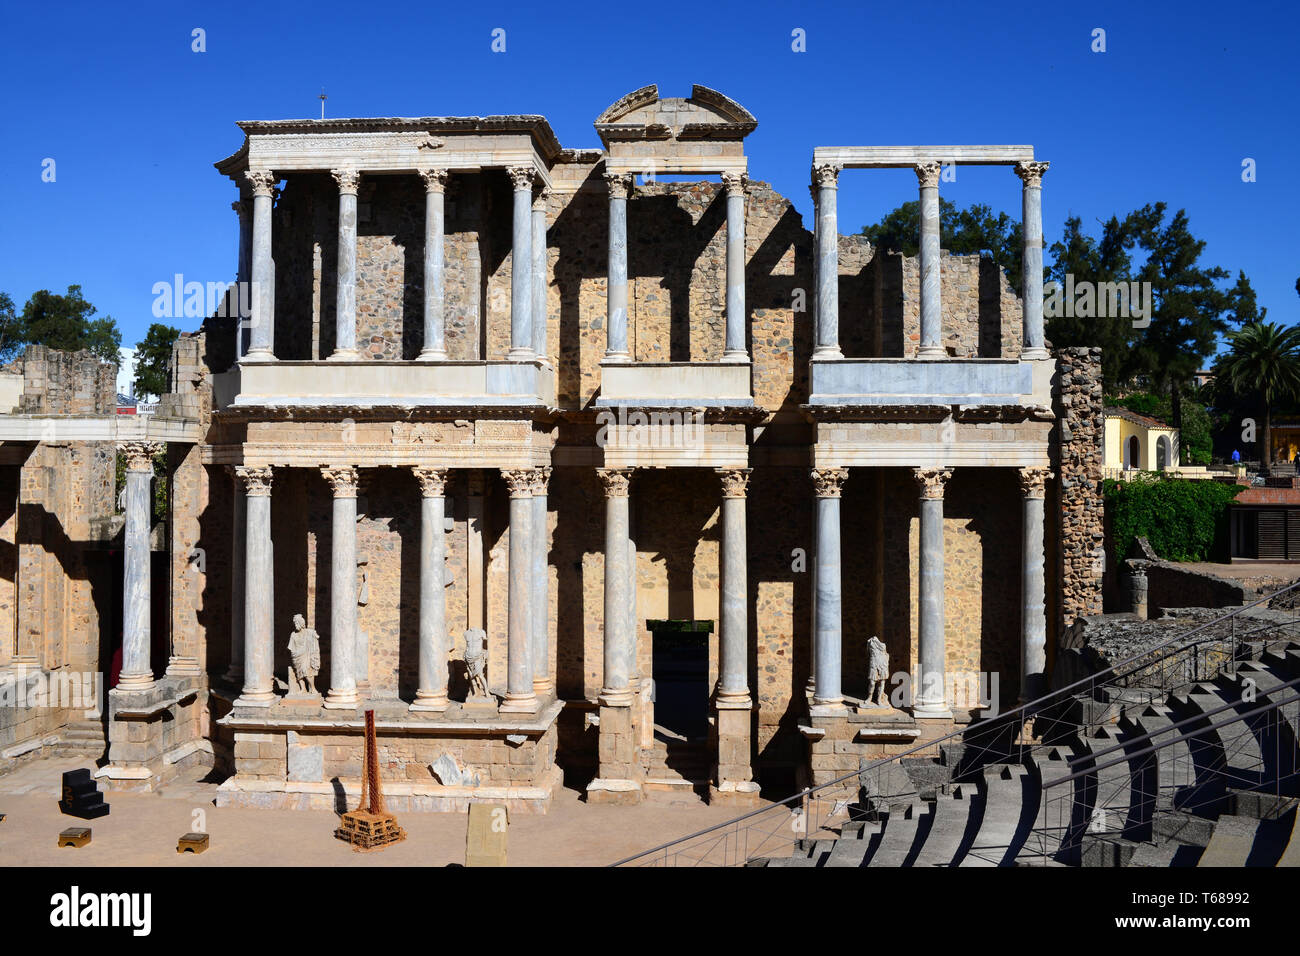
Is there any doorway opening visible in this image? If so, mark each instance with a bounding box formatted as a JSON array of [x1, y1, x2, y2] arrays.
[[648, 619, 712, 742]]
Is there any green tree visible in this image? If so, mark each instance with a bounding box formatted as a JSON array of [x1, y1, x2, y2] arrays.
[[859, 199, 1024, 292], [1215, 321, 1300, 471], [0, 292, 21, 365], [1226, 270, 1266, 325], [17, 285, 121, 366], [132, 323, 179, 399]]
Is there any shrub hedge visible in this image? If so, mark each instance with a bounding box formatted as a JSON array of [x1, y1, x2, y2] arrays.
[[1104, 475, 1244, 562]]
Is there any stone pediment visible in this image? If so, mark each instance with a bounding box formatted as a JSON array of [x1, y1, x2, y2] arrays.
[[594, 84, 757, 146]]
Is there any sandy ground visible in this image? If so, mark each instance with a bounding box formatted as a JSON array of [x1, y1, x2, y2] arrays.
[[0, 756, 780, 867], [1176, 562, 1300, 594]]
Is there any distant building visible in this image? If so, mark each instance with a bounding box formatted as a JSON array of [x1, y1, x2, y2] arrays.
[[1103, 407, 1179, 472]]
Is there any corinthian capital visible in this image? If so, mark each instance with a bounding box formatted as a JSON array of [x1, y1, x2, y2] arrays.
[[913, 466, 952, 499], [597, 467, 632, 498], [245, 169, 277, 197], [1014, 161, 1050, 188], [321, 465, 359, 497], [811, 163, 842, 189], [235, 465, 274, 497], [1018, 466, 1053, 499], [412, 466, 448, 498], [720, 171, 749, 197], [120, 441, 163, 472], [810, 467, 848, 498], [331, 168, 360, 194], [507, 166, 536, 191], [419, 168, 449, 193], [603, 171, 633, 200], [914, 162, 942, 189], [531, 466, 552, 497], [717, 468, 752, 498], [501, 469, 535, 498]]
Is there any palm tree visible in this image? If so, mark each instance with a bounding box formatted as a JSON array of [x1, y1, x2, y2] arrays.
[[1217, 321, 1300, 471]]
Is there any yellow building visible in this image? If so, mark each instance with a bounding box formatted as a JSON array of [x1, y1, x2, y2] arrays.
[[1103, 407, 1180, 472]]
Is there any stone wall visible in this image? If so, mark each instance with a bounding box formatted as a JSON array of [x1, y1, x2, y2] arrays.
[[16, 346, 116, 414], [1053, 347, 1105, 643]]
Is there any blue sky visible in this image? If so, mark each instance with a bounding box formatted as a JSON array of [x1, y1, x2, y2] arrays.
[[1, 0, 1296, 351]]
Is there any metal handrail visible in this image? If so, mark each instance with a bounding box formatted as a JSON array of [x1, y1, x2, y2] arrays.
[[609, 579, 1300, 866]]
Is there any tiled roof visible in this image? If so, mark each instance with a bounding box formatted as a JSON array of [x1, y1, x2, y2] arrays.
[[1105, 406, 1173, 430]]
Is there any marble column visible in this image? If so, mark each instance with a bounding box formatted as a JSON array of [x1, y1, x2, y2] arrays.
[[811, 468, 848, 710], [410, 467, 450, 711], [418, 169, 449, 359], [531, 189, 549, 362], [223, 467, 246, 684], [500, 469, 537, 712], [329, 168, 361, 359], [717, 469, 751, 702], [1019, 467, 1052, 702], [232, 197, 252, 359], [722, 172, 749, 362], [914, 467, 952, 718], [813, 163, 843, 359], [235, 466, 275, 706], [531, 467, 553, 696], [243, 170, 277, 361], [322, 466, 359, 709], [1016, 161, 1051, 359], [507, 167, 535, 361], [915, 162, 945, 357], [604, 172, 632, 362], [117, 442, 162, 691], [599, 468, 634, 703], [809, 181, 820, 365]]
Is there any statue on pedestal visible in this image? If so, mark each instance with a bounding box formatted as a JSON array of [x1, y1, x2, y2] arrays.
[[866, 635, 889, 707], [287, 613, 321, 696], [464, 628, 490, 701]]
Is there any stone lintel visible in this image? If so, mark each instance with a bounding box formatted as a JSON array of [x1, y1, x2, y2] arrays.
[[813, 145, 1035, 168], [217, 698, 563, 736]]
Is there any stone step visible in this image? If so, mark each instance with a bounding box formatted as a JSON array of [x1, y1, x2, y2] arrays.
[[1180, 691, 1266, 793], [1229, 662, 1300, 786], [962, 765, 1031, 867], [1079, 726, 1139, 837], [1197, 814, 1261, 867], [1024, 744, 1083, 864], [867, 801, 929, 867], [911, 787, 975, 867], [1278, 806, 1300, 867], [1130, 708, 1197, 806]]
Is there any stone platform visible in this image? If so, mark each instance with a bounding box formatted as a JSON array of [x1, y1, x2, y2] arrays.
[[215, 697, 564, 814]]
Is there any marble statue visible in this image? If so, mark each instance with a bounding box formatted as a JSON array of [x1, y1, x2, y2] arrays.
[[866, 635, 889, 706], [287, 613, 321, 696], [464, 627, 489, 700]]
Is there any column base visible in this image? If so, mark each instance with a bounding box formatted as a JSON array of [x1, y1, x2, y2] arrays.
[[323, 690, 359, 710], [598, 688, 635, 707], [165, 658, 202, 678], [499, 692, 540, 714], [812, 346, 844, 360], [115, 673, 156, 693], [327, 348, 362, 361], [715, 692, 752, 710], [506, 347, 535, 362], [809, 698, 847, 717], [409, 692, 450, 713], [708, 781, 761, 807], [532, 677, 556, 698], [917, 345, 946, 358], [233, 691, 275, 709], [1021, 346, 1050, 360], [912, 702, 954, 720], [720, 350, 750, 364], [240, 348, 276, 364], [416, 348, 448, 361], [602, 350, 630, 364], [585, 778, 643, 805]]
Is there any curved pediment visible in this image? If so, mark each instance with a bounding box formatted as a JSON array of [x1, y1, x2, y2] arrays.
[[594, 84, 757, 146]]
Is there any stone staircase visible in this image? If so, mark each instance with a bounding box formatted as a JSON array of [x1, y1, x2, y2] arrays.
[[642, 737, 711, 799], [48, 717, 107, 760], [751, 641, 1300, 868]]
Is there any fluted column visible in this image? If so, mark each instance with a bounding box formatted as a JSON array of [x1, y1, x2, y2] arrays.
[[117, 442, 161, 691], [329, 168, 361, 359], [915, 162, 944, 357], [531, 189, 549, 362], [811, 468, 848, 711], [223, 467, 246, 684], [531, 467, 553, 696], [716, 469, 751, 702], [243, 169, 276, 361], [500, 469, 537, 712], [322, 466, 359, 709], [1016, 161, 1050, 359], [507, 167, 535, 361], [722, 173, 749, 362], [914, 467, 952, 718], [599, 468, 634, 703], [604, 172, 632, 362], [1019, 467, 1052, 702], [411, 467, 450, 711], [235, 466, 275, 706], [813, 163, 843, 359], [419, 169, 449, 359]]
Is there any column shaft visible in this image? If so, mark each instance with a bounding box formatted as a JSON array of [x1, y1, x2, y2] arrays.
[[599, 469, 633, 701], [118, 443, 159, 690], [224, 472, 245, 683], [717, 470, 751, 700], [531, 193, 548, 360], [420, 169, 448, 359], [501, 470, 537, 711], [412, 468, 449, 710], [531, 468, 552, 695], [507, 167, 534, 360], [604, 174, 630, 361], [813, 164, 842, 358], [916, 163, 944, 357], [323, 467, 359, 708], [1017, 162, 1050, 357], [811, 469, 847, 709], [915, 467, 952, 717], [244, 170, 276, 360], [237, 467, 275, 706], [722, 174, 748, 361], [330, 169, 360, 358], [1020, 468, 1051, 702]]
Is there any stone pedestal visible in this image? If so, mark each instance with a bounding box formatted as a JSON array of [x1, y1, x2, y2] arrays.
[[587, 702, 643, 805], [711, 702, 759, 805]]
